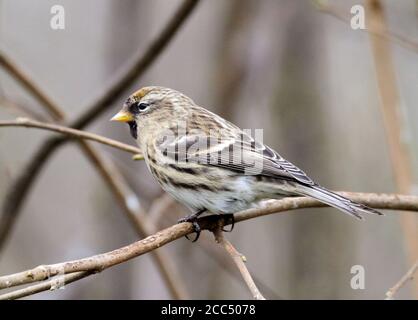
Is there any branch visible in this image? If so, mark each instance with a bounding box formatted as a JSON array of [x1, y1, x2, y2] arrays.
[[0, 54, 65, 119], [0, 271, 91, 300], [0, 0, 200, 254], [0, 117, 142, 157], [213, 227, 266, 300], [385, 260, 418, 300], [0, 220, 195, 292], [0, 192, 416, 299]]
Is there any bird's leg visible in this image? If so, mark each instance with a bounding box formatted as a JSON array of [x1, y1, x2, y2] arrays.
[[221, 214, 235, 232], [178, 209, 206, 242]]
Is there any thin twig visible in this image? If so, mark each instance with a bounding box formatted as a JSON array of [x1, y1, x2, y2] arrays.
[[385, 260, 418, 300], [0, 0, 200, 255], [0, 54, 65, 119], [199, 233, 283, 299], [0, 117, 142, 156], [213, 226, 266, 300], [0, 272, 91, 300], [0, 192, 416, 299]]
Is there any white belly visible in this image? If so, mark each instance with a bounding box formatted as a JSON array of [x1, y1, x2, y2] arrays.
[[161, 175, 258, 214]]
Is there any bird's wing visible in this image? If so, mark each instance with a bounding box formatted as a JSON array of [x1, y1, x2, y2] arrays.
[[155, 129, 314, 185]]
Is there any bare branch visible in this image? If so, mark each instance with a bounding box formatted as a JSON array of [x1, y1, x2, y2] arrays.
[[0, 272, 91, 300], [0, 117, 142, 156], [386, 260, 418, 300], [213, 227, 266, 300], [0, 192, 416, 299], [0, 54, 65, 119], [0, 221, 194, 292], [199, 232, 283, 299]]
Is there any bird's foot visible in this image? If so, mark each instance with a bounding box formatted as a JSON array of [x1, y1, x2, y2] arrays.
[[221, 214, 235, 232], [177, 210, 205, 242]]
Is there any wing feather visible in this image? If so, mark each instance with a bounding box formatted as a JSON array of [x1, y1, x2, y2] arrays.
[[155, 127, 314, 185]]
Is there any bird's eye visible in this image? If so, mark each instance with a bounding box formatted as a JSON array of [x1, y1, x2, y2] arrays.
[[138, 103, 149, 111], [130, 102, 149, 114]]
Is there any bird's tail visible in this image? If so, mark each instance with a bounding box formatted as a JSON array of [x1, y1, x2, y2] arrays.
[[296, 184, 383, 220]]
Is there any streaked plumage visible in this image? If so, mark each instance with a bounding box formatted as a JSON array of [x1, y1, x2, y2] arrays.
[[111, 86, 382, 229]]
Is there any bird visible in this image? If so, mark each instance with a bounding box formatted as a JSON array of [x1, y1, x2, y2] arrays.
[[111, 86, 382, 241]]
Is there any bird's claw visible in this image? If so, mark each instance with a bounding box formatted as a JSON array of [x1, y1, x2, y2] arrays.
[[178, 215, 202, 242], [185, 220, 201, 242], [177, 212, 235, 242], [221, 214, 235, 232]]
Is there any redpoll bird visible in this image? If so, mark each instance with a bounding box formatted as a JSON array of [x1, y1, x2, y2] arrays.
[[111, 86, 381, 240]]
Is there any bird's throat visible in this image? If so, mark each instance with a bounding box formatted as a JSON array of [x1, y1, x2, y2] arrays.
[[128, 121, 138, 139]]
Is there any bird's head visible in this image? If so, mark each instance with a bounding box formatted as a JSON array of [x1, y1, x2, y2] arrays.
[[111, 86, 193, 140]]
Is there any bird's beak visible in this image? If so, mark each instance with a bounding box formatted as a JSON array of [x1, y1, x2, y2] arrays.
[[110, 110, 134, 123]]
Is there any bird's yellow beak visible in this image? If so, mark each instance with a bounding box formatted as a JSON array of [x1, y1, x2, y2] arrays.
[[110, 110, 134, 123]]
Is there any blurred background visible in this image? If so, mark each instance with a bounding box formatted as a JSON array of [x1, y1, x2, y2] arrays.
[[0, 0, 417, 299]]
